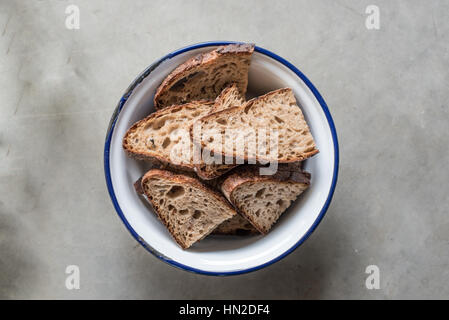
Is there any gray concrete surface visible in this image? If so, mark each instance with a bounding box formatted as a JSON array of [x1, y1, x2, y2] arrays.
[[0, 0, 448, 299]]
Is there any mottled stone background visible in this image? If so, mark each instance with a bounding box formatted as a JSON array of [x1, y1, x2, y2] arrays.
[[0, 0, 448, 299]]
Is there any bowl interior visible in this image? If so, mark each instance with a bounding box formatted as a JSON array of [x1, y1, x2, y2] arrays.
[[107, 45, 336, 274]]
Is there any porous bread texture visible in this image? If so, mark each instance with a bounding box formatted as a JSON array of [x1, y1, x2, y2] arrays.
[[154, 44, 254, 109], [211, 83, 244, 113], [212, 213, 259, 235], [229, 182, 308, 234], [122, 101, 213, 172], [193, 84, 244, 180], [194, 88, 319, 163], [141, 169, 236, 249], [221, 167, 311, 234]]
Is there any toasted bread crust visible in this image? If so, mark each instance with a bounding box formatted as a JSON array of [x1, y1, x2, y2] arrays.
[[141, 169, 236, 248], [221, 166, 311, 234], [154, 44, 254, 109]]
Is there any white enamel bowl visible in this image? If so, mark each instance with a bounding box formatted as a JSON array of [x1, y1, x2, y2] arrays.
[[104, 42, 339, 275]]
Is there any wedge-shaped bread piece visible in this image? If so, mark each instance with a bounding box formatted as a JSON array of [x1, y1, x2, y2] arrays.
[[140, 169, 236, 249], [194, 88, 319, 163], [221, 166, 311, 234], [154, 44, 254, 109], [135, 163, 256, 236], [193, 84, 245, 180], [137, 171, 256, 236], [212, 214, 259, 235], [211, 83, 244, 113], [123, 101, 213, 172]]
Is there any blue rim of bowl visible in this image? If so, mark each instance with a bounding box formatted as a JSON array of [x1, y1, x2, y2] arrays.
[[104, 41, 339, 276]]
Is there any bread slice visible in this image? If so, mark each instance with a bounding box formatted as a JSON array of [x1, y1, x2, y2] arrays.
[[193, 84, 244, 180], [212, 214, 259, 235], [221, 166, 311, 234], [122, 101, 213, 172], [193, 88, 319, 164], [154, 44, 254, 109], [139, 169, 236, 249], [211, 83, 244, 113]]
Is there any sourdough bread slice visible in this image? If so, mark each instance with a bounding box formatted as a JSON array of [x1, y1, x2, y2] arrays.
[[194, 88, 319, 164], [221, 166, 311, 234], [123, 101, 213, 172], [154, 44, 254, 109], [193, 84, 244, 180], [140, 169, 236, 249], [135, 163, 256, 236]]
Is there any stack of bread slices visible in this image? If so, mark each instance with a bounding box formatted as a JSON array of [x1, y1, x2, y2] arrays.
[[123, 44, 319, 249]]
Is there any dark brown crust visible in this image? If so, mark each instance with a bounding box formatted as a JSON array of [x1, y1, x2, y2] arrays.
[[122, 100, 214, 172], [141, 169, 236, 249], [192, 88, 319, 163], [154, 44, 254, 109], [220, 166, 311, 234], [134, 177, 144, 194]]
